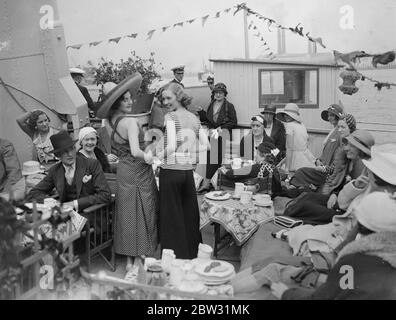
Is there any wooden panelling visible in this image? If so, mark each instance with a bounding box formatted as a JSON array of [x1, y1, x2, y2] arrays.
[[213, 61, 339, 131]]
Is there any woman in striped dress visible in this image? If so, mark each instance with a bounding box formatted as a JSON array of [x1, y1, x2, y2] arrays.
[[156, 83, 210, 259], [97, 74, 159, 281]]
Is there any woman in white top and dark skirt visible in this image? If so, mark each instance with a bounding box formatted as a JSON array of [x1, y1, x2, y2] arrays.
[[156, 83, 209, 259]]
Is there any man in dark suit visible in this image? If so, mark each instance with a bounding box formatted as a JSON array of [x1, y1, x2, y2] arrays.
[[70, 68, 95, 114], [169, 65, 185, 88], [26, 131, 111, 211], [261, 104, 286, 160]]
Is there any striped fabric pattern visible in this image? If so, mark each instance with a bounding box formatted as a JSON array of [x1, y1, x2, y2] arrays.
[[161, 112, 199, 171]]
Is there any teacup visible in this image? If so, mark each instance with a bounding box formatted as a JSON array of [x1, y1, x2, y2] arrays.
[[234, 182, 246, 198], [231, 158, 242, 169], [240, 191, 253, 204], [197, 243, 213, 260], [255, 194, 271, 203]]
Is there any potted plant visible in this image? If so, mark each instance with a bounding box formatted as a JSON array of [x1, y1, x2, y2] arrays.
[[94, 51, 161, 114]]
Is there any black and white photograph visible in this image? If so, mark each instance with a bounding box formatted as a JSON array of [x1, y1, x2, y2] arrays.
[[1, 0, 396, 305]]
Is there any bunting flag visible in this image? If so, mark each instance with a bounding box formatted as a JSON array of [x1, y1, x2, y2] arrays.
[[233, 3, 247, 16], [201, 15, 210, 27], [109, 37, 122, 44], [173, 22, 184, 28], [146, 29, 156, 40], [66, 3, 245, 50], [63, 2, 396, 91], [89, 41, 102, 47], [67, 44, 83, 50], [306, 33, 326, 48]]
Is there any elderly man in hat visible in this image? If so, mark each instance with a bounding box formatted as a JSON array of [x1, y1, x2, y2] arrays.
[[261, 104, 286, 160], [26, 131, 111, 211], [169, 65, 185, 88], [70, 67, 95, 114]]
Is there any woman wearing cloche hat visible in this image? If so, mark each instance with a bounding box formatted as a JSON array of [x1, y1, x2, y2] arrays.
[[97, 73, 159, 282], [197, 82, 238, 193]]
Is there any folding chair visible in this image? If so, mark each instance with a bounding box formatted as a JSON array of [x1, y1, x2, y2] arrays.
[[81, 197, 116, 272]]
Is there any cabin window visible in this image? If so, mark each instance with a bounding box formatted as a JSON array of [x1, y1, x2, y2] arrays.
[[259, 69, 318, 108]]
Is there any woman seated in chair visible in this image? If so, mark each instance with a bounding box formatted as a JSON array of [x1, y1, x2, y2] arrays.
[[239, 114, 274, 162], [220, 141, 282, 197], [76, 126, 118, 173]]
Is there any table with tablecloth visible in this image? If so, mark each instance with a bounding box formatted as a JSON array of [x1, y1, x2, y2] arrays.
[[200, 198, 275, 246]]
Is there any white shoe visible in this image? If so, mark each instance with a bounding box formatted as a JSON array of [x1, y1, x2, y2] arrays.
[[124, 265, 139, 283]]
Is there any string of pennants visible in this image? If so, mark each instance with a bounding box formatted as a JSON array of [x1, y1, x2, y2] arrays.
[[248, 18, 276, 60], [236, 2, 396, 90], [66, 2, 396, 90], [66, 5, 236, 50]]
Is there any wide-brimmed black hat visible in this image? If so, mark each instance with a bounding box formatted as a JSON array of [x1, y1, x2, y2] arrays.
[[49, 131, 77, 154], [261, 104, 277, 115], [321, 104, 344, 121], [96, 73, 143, 119]]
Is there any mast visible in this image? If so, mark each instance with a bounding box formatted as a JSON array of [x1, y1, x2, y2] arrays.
[[243, 8, 250, 59]]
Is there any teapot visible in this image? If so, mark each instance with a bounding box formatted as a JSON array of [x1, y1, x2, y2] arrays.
[[244, 180, 260, 194]]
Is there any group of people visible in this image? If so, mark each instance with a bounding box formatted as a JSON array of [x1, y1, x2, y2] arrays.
[[2, 64, 396, 298], [230, 103, 396, 299]]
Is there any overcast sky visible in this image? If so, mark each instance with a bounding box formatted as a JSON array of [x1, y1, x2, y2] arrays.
[[57, 0, 396, 73]]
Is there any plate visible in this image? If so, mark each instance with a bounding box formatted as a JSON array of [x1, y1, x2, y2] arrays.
[[252, 194, 270, 201], [205, 191, 231, 201], [254, 200, 273, 207], [178, 281, 207, 294], [203, 272, 235, 285], [194, 260, 235, 278]]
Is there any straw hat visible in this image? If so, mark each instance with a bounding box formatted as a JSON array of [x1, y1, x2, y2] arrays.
[[102, 82, 117, 95], [321, 104, 344, 121], [362, 144, 396, 185], [22, 161, 44, 176], [276, 103, 302, 123], [96, 73, 143, 119], [355, 192, 396, 233], [342, 130, 375, 157]]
